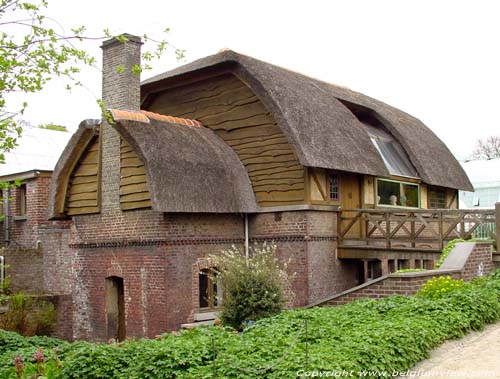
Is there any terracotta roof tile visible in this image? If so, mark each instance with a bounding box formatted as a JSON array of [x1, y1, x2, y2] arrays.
[[141, 110, 203, 127], [109, 109, 150, 123], [108, 109, 203, 127]]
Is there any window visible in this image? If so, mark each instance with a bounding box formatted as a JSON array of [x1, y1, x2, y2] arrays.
[[328, 173, 339, 200], [340, 101, 419, 179], [366, 125, 418, 178], [429, 187, 446, 209], [376, 178, 419, 208], [199, 268, 223, 311], [18, 184, 26, 216]]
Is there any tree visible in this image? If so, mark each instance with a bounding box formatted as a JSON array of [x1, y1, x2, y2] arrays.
[[0, 0, 182, 163], [472, 136, 500, 160]]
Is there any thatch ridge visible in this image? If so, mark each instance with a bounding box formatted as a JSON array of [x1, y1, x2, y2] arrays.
[[48, 119, 100, 219], [142, 51, 472, 191], [112, 112, 258, 213]]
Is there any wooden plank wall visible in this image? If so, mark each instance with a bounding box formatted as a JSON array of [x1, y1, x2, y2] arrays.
[[66, 137, 100, 215], [147, 74, 305, 206], [120, 138, 151, 210]]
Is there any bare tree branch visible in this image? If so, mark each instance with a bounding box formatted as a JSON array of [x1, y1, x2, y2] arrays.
[[472, 136, 500, 159]]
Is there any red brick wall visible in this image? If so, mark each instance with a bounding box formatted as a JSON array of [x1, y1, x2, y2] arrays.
[[317, 242, 495, 307], [322, 271, 461, 306], [461, 242, 495, 280], [251, 211, 358, 306], [64, 209, 359, 340], [41, 294, 74, 341], [3, 248, 44, 293], [1, 176, 72, 295]]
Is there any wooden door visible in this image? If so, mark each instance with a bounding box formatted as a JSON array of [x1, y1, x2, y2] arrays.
[[105, 277, 126, 341], [341, 173, 362, 239]]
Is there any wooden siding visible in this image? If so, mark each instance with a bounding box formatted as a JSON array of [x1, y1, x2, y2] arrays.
[[120, 138, 151, 210], [147, 74, 305, 206], [66, 137, 100, 215]]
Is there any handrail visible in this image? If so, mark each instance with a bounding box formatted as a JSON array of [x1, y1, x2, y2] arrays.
[[338, 207, 497, 252]]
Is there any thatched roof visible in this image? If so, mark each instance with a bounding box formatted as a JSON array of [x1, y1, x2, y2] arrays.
[[110, 110, 258, 213], [48, 119, 100, 219], [142, 51, 472, 191]]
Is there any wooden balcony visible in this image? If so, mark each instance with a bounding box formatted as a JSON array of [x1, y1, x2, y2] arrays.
[[338, 207, 499, 259]]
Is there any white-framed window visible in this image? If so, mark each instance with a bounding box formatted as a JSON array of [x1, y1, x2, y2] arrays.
[[376, 178, 420, 208]]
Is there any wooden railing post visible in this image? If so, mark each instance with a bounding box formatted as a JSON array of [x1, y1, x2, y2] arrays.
[[438, 212, 444, 251], [410, 212, 416, 248], [385, 211, 391, 249], [495, 202, 500, 252], [337, 210, 343, 247]]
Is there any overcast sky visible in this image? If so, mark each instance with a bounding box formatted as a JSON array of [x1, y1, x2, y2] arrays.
[[12, 0, 500, 160]]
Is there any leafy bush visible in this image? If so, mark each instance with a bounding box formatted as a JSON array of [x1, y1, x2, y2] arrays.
[[210, 243, 293, 330], [0, 272, 499, 378], [0, 294, 56, 336], [418, 275, 465, 299]]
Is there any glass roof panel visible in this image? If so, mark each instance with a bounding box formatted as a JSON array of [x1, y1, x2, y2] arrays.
[[365, 124, 419, 178]]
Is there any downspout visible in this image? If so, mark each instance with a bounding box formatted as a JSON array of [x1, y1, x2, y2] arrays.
[[244, 214, 249, 260], [4, 187, 9, 243], [1, 187, 7, 289], [0, 256, 4, 291]]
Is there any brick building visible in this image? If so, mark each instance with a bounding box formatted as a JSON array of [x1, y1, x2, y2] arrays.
[[3, 35, 474, 341]]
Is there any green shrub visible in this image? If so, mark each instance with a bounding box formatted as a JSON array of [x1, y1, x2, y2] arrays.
[[0, 294, 56, 336], [210, 243, 293, 330], [418, 275, 465, 299]]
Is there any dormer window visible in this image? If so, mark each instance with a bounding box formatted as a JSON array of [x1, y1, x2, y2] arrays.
[[340, 100, 419, 179], [365, 124, 418, 179]]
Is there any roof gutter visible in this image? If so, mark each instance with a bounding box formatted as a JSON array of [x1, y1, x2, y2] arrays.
[[0, 169, 51, 183]]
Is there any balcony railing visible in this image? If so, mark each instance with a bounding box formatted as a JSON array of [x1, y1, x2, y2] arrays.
[[338, 208, 498, 252]]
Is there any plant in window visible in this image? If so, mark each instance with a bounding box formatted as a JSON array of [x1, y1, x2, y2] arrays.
[[209, 242, 294, 330]]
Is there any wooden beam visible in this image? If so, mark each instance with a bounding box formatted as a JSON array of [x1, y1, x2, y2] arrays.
[[311, 169, 327, 201]]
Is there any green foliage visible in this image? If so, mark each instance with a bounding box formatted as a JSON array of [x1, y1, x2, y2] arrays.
[[394, 268, 427, 274], [436, 238, 466, 268], [0, 273, 499, 378], [209, 243, 292, 330], [0, 294, 56, 336], [37, 123, 67, 132], [0, 1, 182, 157], [418, 275, 465, 299]]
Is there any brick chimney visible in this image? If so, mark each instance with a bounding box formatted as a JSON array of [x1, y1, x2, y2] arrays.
[[101, 34, 143, 111], [100, 34, 142, 212]]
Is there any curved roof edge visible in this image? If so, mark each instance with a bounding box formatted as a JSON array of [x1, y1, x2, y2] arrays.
[[48, 119, 101, 219], [110, 110, 258, 213], [142, 50, 473, 191]]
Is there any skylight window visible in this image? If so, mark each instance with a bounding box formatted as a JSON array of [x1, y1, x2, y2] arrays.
[[339, 100, 419, 179], [365, 124, 419, 178]]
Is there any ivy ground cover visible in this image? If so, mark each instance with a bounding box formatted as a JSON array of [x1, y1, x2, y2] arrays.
[[1, 270, 500, 379]]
